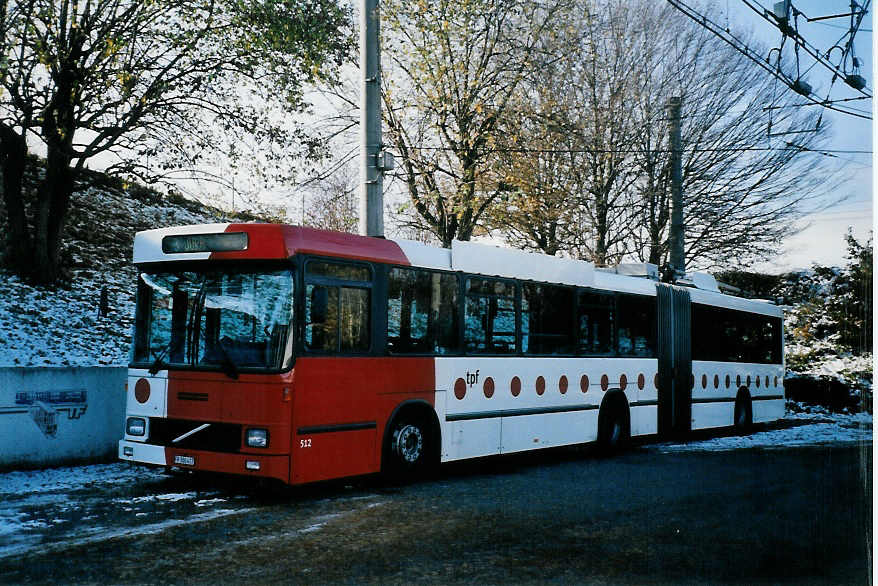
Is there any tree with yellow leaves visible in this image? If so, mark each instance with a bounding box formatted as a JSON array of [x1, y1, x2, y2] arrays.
[[381, 0, 577, 247]]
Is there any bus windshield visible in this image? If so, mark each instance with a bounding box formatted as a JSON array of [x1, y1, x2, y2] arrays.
[[133, 268, 295, 372]]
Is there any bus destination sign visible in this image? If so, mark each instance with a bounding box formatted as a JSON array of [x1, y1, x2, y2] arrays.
[[162, 232, 248, 254]]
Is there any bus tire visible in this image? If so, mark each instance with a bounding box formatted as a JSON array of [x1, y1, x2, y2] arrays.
[[597, 394, 630, 454], [734, 391, 753, 434], [384, 413, 435, 481]]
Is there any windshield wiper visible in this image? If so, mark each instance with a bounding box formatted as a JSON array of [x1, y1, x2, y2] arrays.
[[185, 278, 208, 366], [148, 342, 172, 375]]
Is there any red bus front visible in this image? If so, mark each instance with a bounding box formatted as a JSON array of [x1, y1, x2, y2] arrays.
[[118, 224, 436, 485], [118, 262, 300, 482]]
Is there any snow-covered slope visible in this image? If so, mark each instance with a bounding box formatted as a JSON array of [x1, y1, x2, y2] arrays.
[[0, 173, 248, 367]]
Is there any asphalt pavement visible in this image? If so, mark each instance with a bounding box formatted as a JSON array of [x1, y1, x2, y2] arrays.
[[0, 440, 871, 584]]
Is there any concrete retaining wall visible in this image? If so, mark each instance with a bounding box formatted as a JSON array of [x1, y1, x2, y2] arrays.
[[0, 367, 126, 469]]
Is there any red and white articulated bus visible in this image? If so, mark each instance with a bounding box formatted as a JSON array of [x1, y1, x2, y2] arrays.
[[119, 223, 785, 485]]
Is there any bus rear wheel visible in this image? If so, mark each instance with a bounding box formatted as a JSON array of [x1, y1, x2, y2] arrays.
[[734, 397, 753, 435], [597, 399, 630, 454]]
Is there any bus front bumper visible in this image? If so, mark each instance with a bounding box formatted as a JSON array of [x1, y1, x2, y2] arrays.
[[118, 440, 290, 483]]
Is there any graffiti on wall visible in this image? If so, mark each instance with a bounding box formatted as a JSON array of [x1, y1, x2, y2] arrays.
[[0, 390, 88, 438]]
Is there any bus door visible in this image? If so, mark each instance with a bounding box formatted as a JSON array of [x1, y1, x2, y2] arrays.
[[656, 284, 692, 436]]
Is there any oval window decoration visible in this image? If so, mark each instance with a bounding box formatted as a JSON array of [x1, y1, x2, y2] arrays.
[[600, 374, 609, 392], [637, 374, 645, 391], [536, 376, 546, 396], [580, 375, 589, 393], [559, 376, 569, 394], [483, 377, 495, 399], [511, 376, 522, 397], [135, 378, 151, 404], [619, 374, 627, 391]]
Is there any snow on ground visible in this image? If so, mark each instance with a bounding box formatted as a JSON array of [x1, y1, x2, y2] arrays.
[[0, 461, 248, 560], [0, 270, 134, 366], [0, 462, 164, 498], [651, 403, 871, 454]]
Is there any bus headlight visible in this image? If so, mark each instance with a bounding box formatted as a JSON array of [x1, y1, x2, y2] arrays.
[[126, 417, 146, 437], [246, 428, 269, 448]]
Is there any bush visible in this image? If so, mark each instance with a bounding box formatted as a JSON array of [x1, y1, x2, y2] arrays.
[[784, 375, 866, 413]]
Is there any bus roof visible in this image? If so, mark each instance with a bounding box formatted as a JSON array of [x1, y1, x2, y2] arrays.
[[133, 224, 411, 266], [132, 224, 779, 315]]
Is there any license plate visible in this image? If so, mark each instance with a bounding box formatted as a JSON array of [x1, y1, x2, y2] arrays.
[[174, 455, 196, 466]]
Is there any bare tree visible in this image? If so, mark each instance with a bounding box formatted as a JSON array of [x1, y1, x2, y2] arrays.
[[483, 9, 584, 257], [0, 0, 352, 283], [483, 0, 838, 270], [564, 5, 641, 265], [625, 0, 835, 271], [486, 1, 642, 265], [486, 106, 581, 256]]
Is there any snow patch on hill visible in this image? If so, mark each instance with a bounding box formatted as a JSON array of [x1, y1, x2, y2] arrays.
[[0, 182, 228, 367]]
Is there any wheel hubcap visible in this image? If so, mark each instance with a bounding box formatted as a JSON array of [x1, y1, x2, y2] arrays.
[[395, 424, 423, 464]]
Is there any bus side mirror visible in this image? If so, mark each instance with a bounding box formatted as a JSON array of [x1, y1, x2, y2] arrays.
[[310, 287, 328, 323]]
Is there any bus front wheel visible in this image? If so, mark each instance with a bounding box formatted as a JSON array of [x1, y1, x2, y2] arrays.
[[385, 415, 434, 480]]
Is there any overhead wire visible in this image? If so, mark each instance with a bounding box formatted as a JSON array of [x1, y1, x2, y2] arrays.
[[739, 0, 873, 97], [665, 0, 872, 119], [401, 145, 872, 155], [812, 21, 871, 32]]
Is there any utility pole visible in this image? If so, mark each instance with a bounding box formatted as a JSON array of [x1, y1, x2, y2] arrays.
[[668, 96, 684, 278], [359, 0, 384, 237]]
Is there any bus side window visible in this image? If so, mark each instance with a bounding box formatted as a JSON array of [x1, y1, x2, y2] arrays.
[[617, 294, 656, 357], [387, 268, 459, 354], [465, 277, 516, 354], [769, 317, 782, 364], [305, 284, 339, 352], [577, 290, 614, 355], [694, 306, 782, 365], [339, 288, 370, 351], [304, 261, 371, 354], [692, 304, 719, 361], [310, 286, 329, 323], [431, 272, 459, 354], [522, 283, 574, 355]]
